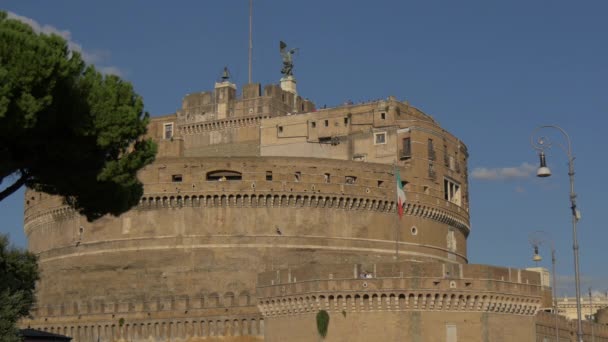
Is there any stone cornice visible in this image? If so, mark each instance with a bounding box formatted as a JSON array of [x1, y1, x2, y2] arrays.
[[23, 190, 471, 239], [138, 191, 471, 234]]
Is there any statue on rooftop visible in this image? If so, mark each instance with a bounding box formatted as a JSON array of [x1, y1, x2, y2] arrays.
[[280, 41, 297, 77]]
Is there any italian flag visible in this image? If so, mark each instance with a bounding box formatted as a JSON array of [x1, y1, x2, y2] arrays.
[[395, 167, 406, 218]]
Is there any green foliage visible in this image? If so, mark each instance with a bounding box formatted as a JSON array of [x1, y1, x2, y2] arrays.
[[0, 11, 156, 220], [118, 317, 125, 327], [316, 310, 330, 339], [0, 234, 39, 342]]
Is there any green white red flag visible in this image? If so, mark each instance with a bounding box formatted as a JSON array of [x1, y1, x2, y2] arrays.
[[395, 167, 406, 218]]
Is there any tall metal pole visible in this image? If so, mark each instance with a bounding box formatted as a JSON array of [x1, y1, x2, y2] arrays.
[[248, 0, 253, 84], [552, 247, 559, 342], [531, 125, 583, 342], [394, 162, 400, 260], [530, 231, 559, 342], [589, 287, 595, 342]]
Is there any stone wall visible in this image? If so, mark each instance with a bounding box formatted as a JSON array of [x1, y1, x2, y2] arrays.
[[257, 262, 544, 342]]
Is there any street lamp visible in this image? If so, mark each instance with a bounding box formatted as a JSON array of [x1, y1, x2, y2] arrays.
[[530, 125, 583, 342], [529, 230, 559, 342]]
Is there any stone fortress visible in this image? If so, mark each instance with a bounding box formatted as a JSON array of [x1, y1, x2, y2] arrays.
[[20, 66, 608, 341]]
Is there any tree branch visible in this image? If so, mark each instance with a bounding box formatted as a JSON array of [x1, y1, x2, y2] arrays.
[[0, 171, 29, 202]]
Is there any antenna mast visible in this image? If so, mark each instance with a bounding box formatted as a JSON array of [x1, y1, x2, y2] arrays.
[[248, 0, 253, 83]]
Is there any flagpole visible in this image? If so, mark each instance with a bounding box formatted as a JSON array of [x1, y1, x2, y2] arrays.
[[248, 0, 253, 84], [394, 161, 400, 260]]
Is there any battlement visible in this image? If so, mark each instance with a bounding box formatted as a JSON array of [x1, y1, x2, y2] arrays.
[[257, 262, 543, 287]]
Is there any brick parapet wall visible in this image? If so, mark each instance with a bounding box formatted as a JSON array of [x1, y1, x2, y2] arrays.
[[535, 311, 608, 341], [257, 262, 544, 318]]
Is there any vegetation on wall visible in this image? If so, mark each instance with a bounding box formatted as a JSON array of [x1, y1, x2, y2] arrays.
[[0, 11, 156, 221], [0, 234, 39, 342], [316, 310, 330, 338]]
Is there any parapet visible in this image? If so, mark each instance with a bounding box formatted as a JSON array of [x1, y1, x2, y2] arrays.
[[257, 261, 544, 317]]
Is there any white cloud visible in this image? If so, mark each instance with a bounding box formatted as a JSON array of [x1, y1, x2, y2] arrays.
[[6, 11, 124, 76], [99, 66, 123, 77], [472, 162, 537, 181]]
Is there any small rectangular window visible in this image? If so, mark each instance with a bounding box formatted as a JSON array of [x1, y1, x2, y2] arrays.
[[164, 123, 174, 140], [344, 117, 349, 125], [278, 126, 283, 133], [380, 112, 386, 120], [446, 324, 457, 342], [377, 180, 384, 187], [266, 171, 273, 181], [324, 173, 331, 183], [324, 120, 329, 127], [311, 121, 316, 128], [294, 172, 301, 182], [401, 138, 411, 159], [374, 132, 387, 145], [428, 163, 436, 179], [444, 178, 461, 205], [345, 176, 357, 184], [172, 174, 183, 182], [428, 138, 436, 160]]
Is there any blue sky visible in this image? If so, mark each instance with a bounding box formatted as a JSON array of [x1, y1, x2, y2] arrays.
[[2, 1, 607, 296]]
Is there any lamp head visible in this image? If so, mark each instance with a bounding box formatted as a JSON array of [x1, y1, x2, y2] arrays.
[[532, 245, 542, 262], [537, 151, 551, 177]]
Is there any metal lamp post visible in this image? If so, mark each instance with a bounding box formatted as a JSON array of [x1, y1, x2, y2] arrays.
[[531, 125, 583, 342], [529, 230, 559, 342]]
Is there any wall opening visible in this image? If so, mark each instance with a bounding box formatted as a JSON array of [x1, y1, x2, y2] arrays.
[[206, 170, 242, 181]]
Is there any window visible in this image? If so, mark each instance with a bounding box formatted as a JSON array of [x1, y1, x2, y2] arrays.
[[266, 171, 273, 181], [164, 123, 174, 140], [324, 120, 329, 127], [344, 117, 349, 125], [374, 132, 387, 145], [278, 126, 283, 133], [294, 172, 301, 182], [444, 178, 461, 205], [377, 180, 384, 187], [428, 138, 436, 160], [444, 145, 449, 167], [311, 121, 316, 128], [447, 229, 457, 252], [352, 154, 366, 162], [401, 138, 411, 159], [380, 112, 386, 120], [428, 163, 436, 179], [324, 173, 331, 183], [171, 174, 183, 182], [206, 170, 242, 181], [446, 324, 457, 342], [345, 176, 357, 184]]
